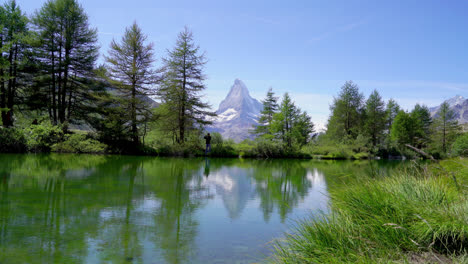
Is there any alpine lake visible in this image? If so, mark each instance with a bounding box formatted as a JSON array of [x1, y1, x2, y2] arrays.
[[0, 154, 407, 264]]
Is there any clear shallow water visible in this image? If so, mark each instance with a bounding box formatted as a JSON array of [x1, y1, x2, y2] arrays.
[[0, 154, 403, 263]]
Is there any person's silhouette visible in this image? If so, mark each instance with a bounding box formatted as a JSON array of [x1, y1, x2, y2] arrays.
[[204, 133, 212, 154]]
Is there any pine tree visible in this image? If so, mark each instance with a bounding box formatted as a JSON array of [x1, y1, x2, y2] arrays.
[[0, 0, 29, 127], [158, 27, 215, 144], [105, 22, 157, 144], [254, 87, 278, 137], [364, 90, 386, 147], [32, 0, 98, 125]]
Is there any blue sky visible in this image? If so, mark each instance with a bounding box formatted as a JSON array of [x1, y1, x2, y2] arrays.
[[17, 0, 468, 129]]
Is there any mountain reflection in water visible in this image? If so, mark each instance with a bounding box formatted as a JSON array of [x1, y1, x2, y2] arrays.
[[0, 154, 402, 264]]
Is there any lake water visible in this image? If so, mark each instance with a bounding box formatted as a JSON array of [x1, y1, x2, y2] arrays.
[[0, 154, 403, 263]]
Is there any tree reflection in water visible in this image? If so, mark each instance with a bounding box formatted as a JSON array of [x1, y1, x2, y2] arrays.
[[0, 154, 398, 263]]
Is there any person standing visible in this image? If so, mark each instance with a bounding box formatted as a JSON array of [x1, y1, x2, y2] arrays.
[[204, 133, 212, 154]]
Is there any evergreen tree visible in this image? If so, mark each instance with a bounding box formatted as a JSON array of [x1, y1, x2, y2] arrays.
[[158, 27, 215, 144], [364, 90, 386, 147], [0, 0, 29, 127], [292, 110, 315, 146], [327, 81, 364, 140], [271, 93, 298, 147], [432, 102, 460, 153], [31, 0, 98, 125], [254, 87, 278, 137], [270, 93, 313, 148], [410, 104, 432, 148], [385, 98, 400, 133], [105, 22, 157, 144], [391, 110, 417, 147]]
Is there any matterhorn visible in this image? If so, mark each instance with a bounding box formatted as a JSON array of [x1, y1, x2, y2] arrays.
[[208, 79, 263, 142]]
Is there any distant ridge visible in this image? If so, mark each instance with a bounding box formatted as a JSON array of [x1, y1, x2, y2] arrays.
[[430, 95, 468, 124], [208, 79, 262, 142]]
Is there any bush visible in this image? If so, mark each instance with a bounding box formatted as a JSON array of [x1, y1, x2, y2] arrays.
[[0, 127, 27, 153], [51, 133, 107, 154], [451, 133, 468, 157], [235, 139, 256, 157], [209, 133, 237, 157], [304, 143, 354, 159], [23, 121, 64, 152]]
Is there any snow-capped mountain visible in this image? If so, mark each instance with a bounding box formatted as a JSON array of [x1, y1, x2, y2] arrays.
[[430, 95, 468, 124], [209, 79, 263, 142]]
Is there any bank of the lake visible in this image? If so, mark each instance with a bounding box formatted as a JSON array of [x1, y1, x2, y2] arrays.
[[271, 158, 468, 263]]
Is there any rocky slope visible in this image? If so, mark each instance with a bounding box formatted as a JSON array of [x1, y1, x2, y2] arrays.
[[429, 95, 468, 124], [208, 79, 262, 142]]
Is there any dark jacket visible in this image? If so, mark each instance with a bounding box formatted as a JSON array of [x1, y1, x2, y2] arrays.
[[204, 135, 211, 144]]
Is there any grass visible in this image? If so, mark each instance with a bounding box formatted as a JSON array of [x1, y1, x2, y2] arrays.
[[270, 158, 468, 263]]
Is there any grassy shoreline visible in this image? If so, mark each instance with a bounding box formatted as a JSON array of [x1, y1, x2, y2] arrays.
[[270, 158, 468, 263]]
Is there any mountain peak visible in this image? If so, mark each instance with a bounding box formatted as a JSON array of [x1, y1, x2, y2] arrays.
[[234, 78, 243, 85], [218, 79, 260, 113], [209, 79, 263, 142]]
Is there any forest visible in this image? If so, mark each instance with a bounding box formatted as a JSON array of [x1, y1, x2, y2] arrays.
[[0, 0, 467, 160]]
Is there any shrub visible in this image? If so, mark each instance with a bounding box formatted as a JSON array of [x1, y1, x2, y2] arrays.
[[451, 133, 468, 157], [252, 138, 284, 157], [23, 121, 64, 152], [51, 133, 107, 154], [0, 127, 27, 153], [209, 133, 237, 157]]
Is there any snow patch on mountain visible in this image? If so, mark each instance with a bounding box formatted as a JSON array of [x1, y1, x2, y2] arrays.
[[430, 95, 468, 125], [217, 108, 238, 122], [208, 79, 263, 142]]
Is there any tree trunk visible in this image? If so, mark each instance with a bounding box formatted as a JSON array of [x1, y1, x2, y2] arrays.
[[131, 81, 139, 144], [179, 53, 187, 144], [61, 45, 70, 124], [51, 39, 57, 125], [0, 35, 7, 127], [57, 28, 63, 123]]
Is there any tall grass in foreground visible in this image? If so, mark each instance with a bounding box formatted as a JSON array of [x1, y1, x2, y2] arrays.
[[271, 159, 468, 263]]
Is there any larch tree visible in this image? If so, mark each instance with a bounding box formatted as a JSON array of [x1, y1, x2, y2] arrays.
[[385, 98, 400, 133], [410, 104, 432, 148], [158, 27, 215, 144], [0, 0, 28, 127], [391, 110, 416, 147], [271, 93, 298, 147], [432, 102, 460, 153], [254, 87, 278, 138], [105, 22, 157, 144], [364, 90, 386, 147], [292, 110, 315, 147], [270, 93, 314, 148], [327, 81, 364, 140], [32, 0, 99, 125]]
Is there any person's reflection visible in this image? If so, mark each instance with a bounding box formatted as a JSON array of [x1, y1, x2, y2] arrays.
[[204, 158, 210, 177], [0, 171, 10, 244]]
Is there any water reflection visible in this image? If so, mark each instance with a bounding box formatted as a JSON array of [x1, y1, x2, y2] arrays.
[[0, 154, 402, 264]]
